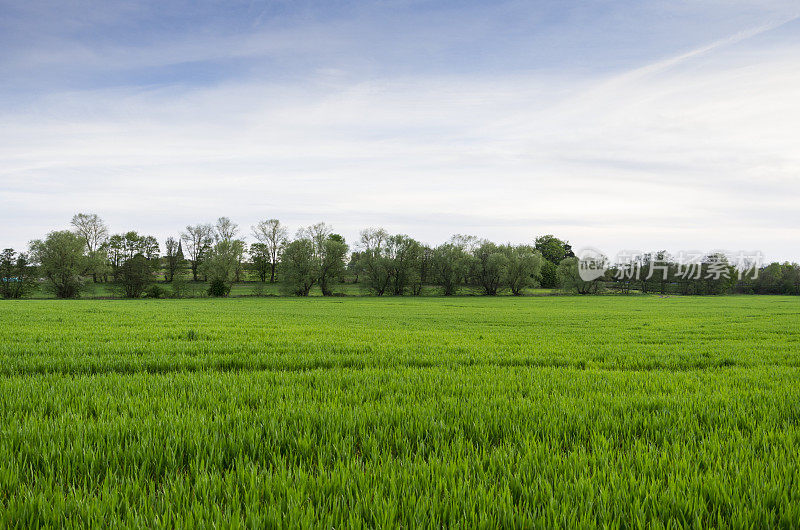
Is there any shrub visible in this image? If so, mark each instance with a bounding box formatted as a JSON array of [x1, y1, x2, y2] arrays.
[[208, 278, 231, 297], [118, 255, 153, 298], [145, 284, 166, 299]]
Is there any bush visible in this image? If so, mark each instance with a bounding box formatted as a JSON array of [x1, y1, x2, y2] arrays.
[[145, 284, 166, 299], [118, 255, 153, 298], [208, 278, 231, 297]]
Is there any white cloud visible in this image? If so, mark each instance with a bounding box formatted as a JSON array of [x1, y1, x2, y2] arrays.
[[1, 17, 799, 260]]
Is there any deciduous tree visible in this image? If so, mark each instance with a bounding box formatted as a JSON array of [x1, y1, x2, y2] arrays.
[[215, 217, 239, 243], [557, 256, 601, 294], [503, 245, 543, 295], [29, 231, 87, 298], [118, 254, 153, 298], [70, 213, 108, 253], [181, 224, 214, 281], [431, 243, 469, 296], [251, 219, 287, 283], [71, 213, 108, 282], [318, 237, 348, 296], [281, 239, 317, 296], [472, 241, 508, 295], [201, 239, 242, 296]]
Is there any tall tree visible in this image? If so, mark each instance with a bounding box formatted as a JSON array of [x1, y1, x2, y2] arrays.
[[318, 237, 348, 296], [472, 241, 508, 295], [431, 243, 469, 296], [449, 234, 480, 253], [535, 235, 574, 288], [70, 213, 108, 253], [29, 231, 87, 298], [251, 219, 287, 283], [71, 213, 108, 282], [104, 234, 125, 281], [201, 239, 241, 296], [699, 253, 736, 295], [181, 224, 214, 281], [387, 234, 423, 296], [281, 238, 317, 296], [358, 228, 392, 295], [535, 235, 574, 264], [503, 245, 543, 295], [250, 243, 271, 283], [139, 235, 160, 261], [297, 222, 333, 257], [232, 240, 247, 283], [215, 217, 239, 243]]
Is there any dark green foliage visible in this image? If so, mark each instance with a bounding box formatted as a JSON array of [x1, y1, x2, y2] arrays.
[[737, 262, 800, 295], [358, 232, 392, 295], [431, 243, 470, 295], [472, 241, 508, 295], [207, 278, 230, 297], [249, 242, 272, 283], [534, 234, 574, 264], [145, 284, 166, 299], [281, 239, 317, 296], [387, 235, 422, 296], [539, 260, 560, 288], [318, 238, 348, 296], [0, 249, 36, 299], [104, 231, 159, 281], [118, 255, 153, 298]]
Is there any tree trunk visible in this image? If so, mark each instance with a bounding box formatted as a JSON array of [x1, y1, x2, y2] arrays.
[[320, 277, 331, 296]]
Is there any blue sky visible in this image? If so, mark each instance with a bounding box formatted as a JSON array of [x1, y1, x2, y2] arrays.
[[2, 0, 799, 260]]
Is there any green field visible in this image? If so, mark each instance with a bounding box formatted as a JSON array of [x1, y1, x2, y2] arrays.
[[1, 296, 799, 527]]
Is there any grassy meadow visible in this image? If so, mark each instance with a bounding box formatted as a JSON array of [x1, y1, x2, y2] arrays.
[[1, 296, 799, 526]]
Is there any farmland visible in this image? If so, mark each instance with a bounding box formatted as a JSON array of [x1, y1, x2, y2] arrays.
[[1, 296, 799, 526]]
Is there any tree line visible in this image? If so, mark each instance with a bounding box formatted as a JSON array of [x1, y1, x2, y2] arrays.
[[1, 213, 798, 298]]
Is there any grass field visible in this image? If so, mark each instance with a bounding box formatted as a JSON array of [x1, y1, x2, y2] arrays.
[[1, 296, 799, 526]]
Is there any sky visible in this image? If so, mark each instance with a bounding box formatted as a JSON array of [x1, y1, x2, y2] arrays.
[[1, 0, 799, 261]]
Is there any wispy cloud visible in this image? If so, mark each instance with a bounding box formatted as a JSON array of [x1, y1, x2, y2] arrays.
[[618, 12, 800, 79], [1, 1, 799, 260]]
